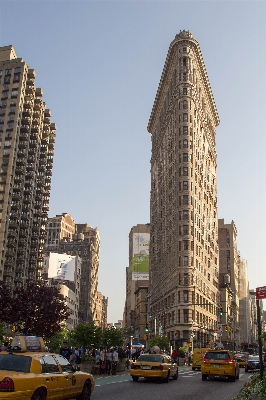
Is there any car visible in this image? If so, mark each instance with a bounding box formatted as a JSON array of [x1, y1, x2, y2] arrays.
[[0, 336, 94, 399], [130, 353, 178, 383], [245, 355, 264, 372], [234, 353, 248, 368], [191, 348, 209, 370], [201, 349, 239, 381]]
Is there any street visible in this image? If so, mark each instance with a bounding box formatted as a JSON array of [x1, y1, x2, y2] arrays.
[[91, 366, 250, 400]]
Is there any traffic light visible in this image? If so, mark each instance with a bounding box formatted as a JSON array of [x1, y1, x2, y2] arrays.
[[145, 323, 149, 333], [220, 307, 223, 316], [225, 326, 228, 332]]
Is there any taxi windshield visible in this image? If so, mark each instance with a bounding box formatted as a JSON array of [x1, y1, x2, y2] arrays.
[[0, 354, 31, 372], [205, 352, 230, 360]]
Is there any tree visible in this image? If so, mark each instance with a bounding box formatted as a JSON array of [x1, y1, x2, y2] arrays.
[[72, 323, 100, 349], [101, 327, 123, 349], [45, 324, 71, 353], [149, 336, 169, 351], [11, 281, 70, 338]]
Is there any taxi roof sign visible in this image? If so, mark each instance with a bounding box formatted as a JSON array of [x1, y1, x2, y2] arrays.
[[11, 336, 45, 352]]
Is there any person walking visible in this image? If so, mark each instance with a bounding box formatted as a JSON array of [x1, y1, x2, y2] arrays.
[[105, 349, 112, 375], [112, 348, 119, 375], [59, 341, 72, 361]]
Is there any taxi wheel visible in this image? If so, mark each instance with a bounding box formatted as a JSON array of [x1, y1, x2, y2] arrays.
[[132, 377, 139, 382], [172, 369, 178, 380], [202, 374, 207, 380], [192, 367, 196, 371], [31, 389, 46, 400], [76, 383, 91, 400]]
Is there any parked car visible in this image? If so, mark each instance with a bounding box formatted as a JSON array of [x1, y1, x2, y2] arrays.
[[245, 355, 264, 372]]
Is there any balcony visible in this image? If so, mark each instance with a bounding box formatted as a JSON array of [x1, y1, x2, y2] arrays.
[[18, 149, 27, 158], [4, 255, 15, 266], [8, 229, 18, 238], [19, 229, 27, 237], [27, 69, 36, 79], [7, 239, 17, 248], [18, 141, 27, 149]]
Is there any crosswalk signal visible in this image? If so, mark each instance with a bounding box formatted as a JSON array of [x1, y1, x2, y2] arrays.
[[220, 307, 223, 316], [145, 323, 149, 333]]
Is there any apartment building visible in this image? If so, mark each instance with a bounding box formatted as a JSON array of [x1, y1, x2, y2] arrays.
[[148, 30, 220, 348], [218, 219, 240, 348], [45, 213, 75, 253], [0, 46, 56, 290]]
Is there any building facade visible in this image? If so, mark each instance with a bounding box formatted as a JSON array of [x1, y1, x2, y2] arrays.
[[238, 258, 250, 344], [0, 46, 56, 290], [218, 219, 240, 348], [148, 31, 220, 347], [45, 213, 75, 253], [124, 223, 150, 337], [95, 291, 108, 328]]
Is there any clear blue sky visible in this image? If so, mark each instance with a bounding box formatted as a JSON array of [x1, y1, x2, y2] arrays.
[[0, 1, 265, 323]]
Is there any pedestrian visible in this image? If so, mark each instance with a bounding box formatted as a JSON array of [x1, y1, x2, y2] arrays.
[[0, 342, 8, 352], [105, 349, 112, 375], [112, 348, 119, 375], [171, 349, 178, 362], [69, 349, 77, 366], [59, 341, 72, 361], [131, 347, 136, 362]]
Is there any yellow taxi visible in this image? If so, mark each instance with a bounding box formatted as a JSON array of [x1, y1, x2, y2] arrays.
[[234, 353, 249, 368], [201, 349, 239, 381], [191, 348, 209, 371], [130, 353, 178, 383], [0, 336, 94, 399]]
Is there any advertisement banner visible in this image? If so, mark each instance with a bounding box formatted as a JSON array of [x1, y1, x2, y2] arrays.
[[132, 233, 149, 280]]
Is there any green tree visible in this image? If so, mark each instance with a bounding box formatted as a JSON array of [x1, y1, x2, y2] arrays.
[[101, 327, 123, 349], [149, 336, 169, 351], [72, 323, 98, 349], [45, 324, 71, 353]]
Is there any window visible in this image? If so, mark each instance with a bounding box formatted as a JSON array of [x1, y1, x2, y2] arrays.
[[183, 225, 189, 235], [183, 47, 187, 53], [183, 100, 188, 109], [0, 71, 2, 77], [183, 256, 188, 266], [183, 87, 187, 95], [53, 355, 73, 372], [40, 355, 60, 373], [183, 309, 188, 323], [183, 195, 188, 205], [4, 76, 10, 84], [183, 210, 189, 220], [11, 90, 18, 97], [183, 126, 188, 135], [183, 290, 188, 302], [183, 167, 188, 176], [15, 67, 21, 73], [183, 153, 188, 162], [5, 69, 12, 75], [13, 74, 20, 82], [183, 139, 188, 148], [184, 240, 189, 250], [183, 181, 188, 190], [183, 113, 188, 122]]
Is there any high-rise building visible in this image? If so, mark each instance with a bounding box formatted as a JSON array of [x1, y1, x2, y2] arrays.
[[218, 219, 240, 348], [45, 213, 75, 253], [148, 30, 220, 347], [0, 46, 56, 290], [124, 224, 150, 336], [238, 258, 250, 344]]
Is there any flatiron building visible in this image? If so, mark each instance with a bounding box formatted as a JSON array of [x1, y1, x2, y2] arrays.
[[148, 31, 220, 347]]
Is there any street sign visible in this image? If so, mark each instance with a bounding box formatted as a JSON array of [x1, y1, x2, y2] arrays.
[[256, 286, 266, 299]]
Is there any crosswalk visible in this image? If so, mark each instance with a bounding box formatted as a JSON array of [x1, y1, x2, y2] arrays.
[[179, 368, 246, 379]]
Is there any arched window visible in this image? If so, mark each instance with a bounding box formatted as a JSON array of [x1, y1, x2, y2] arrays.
[[183, 100, 188, 109]]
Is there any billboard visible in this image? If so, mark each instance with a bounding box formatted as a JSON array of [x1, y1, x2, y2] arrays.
[[47, 253, 76, 282], [132, 232, 149, 281]]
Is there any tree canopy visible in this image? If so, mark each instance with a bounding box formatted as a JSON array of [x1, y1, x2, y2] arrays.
[[0, 281, 70, 338]]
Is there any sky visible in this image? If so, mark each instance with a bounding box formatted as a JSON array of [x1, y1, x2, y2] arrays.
[[0, 0, 265, 323]]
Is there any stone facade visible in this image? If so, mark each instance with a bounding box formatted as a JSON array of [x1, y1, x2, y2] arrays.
[[218, 219, 240, 347], [147, 31, 220, 347], [0, 46, 56, 291], [45, 213, 75, 253]]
